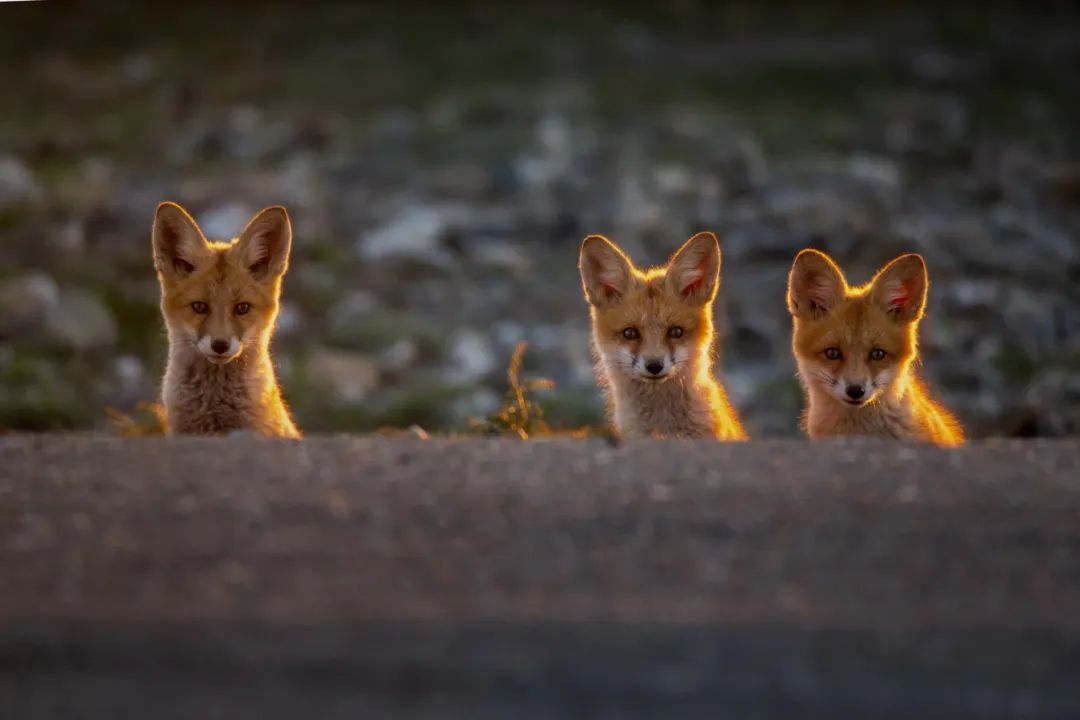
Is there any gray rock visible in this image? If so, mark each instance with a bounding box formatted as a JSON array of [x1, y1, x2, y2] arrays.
[[469, 242, 532, 277], [44, 288, 117, 349], [450, 388, 501, 422], [0, 154, 43, 211], [0, 274, 60, 338], [121, 53, 156, 84], [275, 302, 303, 338], [713, 135, 769, 196], [293, 263, 339, 302], [113, 355, 145, 396], [198, 203, 255, 240], [847, 154, 902, 194], [47, 220, 86, 256], [357, 205, 459, 267], [908, 49, 964, 81], [327, 291, 380, 337], [377, 339, 419, 371], [275, 153, 325, 215], [654, 165, 695, 196], [54, 158, 114, 214], [882, 92, 968, 154], [371, 107, 420, 144], [170, 106, 296, 164], [492, 321, 527, 350], [765, 187, 878, 239], [448, 330, 496, 382], [307, 348, 380, 403], [536, 112, 573, 161], [558, 326, 597, 386], [949, 278, 1002, 309]]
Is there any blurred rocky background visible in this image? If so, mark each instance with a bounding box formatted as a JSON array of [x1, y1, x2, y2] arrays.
[[0, 2, 1077, 436]]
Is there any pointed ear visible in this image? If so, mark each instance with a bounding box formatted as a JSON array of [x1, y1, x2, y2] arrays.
[[579, 235, 633, 307], [152, 202, 209, 278], [787, 249, 846, 318], [870, 253, 928, 323], [236, 206, 292, 280], [666, 231, 720, 305]]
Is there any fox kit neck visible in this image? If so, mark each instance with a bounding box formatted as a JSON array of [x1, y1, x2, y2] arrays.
[[600, 330, 743, 442], [600, 340, 744, 440], [802, 364, 917, 440], [163, 329, 298, 437], [802, 366, 962, 446]]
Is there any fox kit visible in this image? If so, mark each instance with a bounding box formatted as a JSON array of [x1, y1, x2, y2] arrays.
[[579, 232, 746, 440], [786, 249, 963, 446], [152, 202, 300, 437]]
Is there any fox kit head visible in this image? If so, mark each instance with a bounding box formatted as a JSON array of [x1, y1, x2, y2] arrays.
[[787, 249, 928, 407], [579, 232, 721, 383], [152, 202, 292, 364]]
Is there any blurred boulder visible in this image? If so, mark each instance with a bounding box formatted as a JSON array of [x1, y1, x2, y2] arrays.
[[449, 329, 496, 382], [881, 92, 968, 156], [847, 154, 902, 195], [0, 273, 59, 338], [307, 348, 380, 403], [377, 338, 419, 372], [113, 354, 146, 397], [469, 242, 532, 277], [199, 203, 255, 239], [357, 205, 460, 267], [711, 135, 769, 198], [327, 291, 381, 338], [44, 288, 117, 349], [0, 154, 43, 211]]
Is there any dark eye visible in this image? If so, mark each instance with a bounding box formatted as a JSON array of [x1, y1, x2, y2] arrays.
[[235, 302, 251, 315], [823, 347, 842, 360], [622, 327, 640, 340], [191, 301, 209, 314], [869, 348, 886, 361], [667, 326, 684, 339]]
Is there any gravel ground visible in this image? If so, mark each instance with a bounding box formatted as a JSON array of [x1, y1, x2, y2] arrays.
[[2, 4, 1079, 437], [1, 435, 1079, 718]]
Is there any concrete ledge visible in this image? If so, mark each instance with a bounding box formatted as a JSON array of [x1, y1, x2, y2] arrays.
[[1, 436, 1078, 717]]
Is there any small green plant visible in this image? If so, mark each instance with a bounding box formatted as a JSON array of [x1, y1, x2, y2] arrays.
[[105, 401, 168, 437], [468, 341, 555, 438]]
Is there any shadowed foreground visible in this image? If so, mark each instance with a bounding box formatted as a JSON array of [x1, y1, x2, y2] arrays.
[[1, 435, 1079, 718]]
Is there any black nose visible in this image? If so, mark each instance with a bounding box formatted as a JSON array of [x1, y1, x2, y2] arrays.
[[211, 339, 229, 355], [645, 360, 664, 375], [846, 384, 865, 400]]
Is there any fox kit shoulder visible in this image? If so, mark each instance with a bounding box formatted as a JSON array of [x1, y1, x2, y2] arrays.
[[152, 202, 300, 438], [786, 249, 963, 446], [579, 232, 746, 440]]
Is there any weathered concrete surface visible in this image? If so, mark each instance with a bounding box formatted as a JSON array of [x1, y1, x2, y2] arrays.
[[1, 435, 1078, 718]]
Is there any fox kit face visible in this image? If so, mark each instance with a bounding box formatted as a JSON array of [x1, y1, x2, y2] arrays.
[[579, 232, 720, 382], [787, 249, 928, 407], [153, 202, 291, 364]]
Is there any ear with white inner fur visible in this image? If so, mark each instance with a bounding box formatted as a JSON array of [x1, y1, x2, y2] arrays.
[[236, 206, 292, 280], [787, 249, 847, 319], [870, 253, 928, 323], [579, 235, 633, 307], [152, 202, 210, 278], [667, 231, 720, 305]]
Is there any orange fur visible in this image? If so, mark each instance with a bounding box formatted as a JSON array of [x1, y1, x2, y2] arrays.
[[153, 202, 299, 437], [787, 249, 963, 446], [579, 232, 746, 440]]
